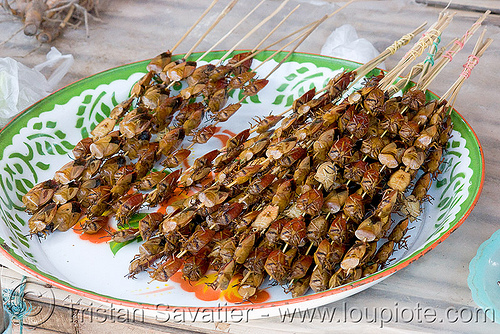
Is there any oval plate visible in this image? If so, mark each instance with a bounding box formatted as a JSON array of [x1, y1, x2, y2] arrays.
[[0, 51, 484, 319]]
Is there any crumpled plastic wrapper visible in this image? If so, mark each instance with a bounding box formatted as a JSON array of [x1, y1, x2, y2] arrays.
[[0, 47, 73, 128], [321, 24, 382, 67]]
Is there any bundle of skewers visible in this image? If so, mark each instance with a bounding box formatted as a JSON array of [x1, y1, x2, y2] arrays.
[[2, 0, 103, 43], [20, 0, 493, 302]]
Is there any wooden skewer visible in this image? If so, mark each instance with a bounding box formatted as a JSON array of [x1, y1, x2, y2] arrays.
[[189, 21, 319, 143], [306, 243, 314, 255], [183, 0, 240, 61], [170, 0, 220, 54], [251, 4, 301, 53], [386, 38, 454, 97], [417, 10, 490, 92], [240, 270, 252, 285], [197, 0, 267, 62], [378, 12, 454, 91], [242, 19, 312, 62], [186, 35, 305, 147], [215, 0, 291, 66], [440, 28, 492, 112], [345, 22, 427, 91], [239, 2, 356, 123], [177, 249, 187, 258], [232, 1, 354, 69], [251, 29, 309, 73], [264, 14, 328, 80], [229, 6, 308, 69]]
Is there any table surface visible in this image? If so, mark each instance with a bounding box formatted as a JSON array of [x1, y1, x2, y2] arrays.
[[1, 1, 500, 333]]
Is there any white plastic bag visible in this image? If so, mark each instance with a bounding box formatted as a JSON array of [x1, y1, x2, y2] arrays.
[[321, 24, 381, 67], [34, 47, 74, 91], [0, 47, 73, 128]]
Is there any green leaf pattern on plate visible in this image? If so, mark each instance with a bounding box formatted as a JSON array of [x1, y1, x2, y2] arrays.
[[431, 130, 472, 234], [268, 63, 333, 107], [248, 61, 344, 108], [395, 129, 473, 261]]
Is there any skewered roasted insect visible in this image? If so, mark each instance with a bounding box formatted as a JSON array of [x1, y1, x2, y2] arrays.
[[22, 179, 58, 214], [79, 216, 109, 235]]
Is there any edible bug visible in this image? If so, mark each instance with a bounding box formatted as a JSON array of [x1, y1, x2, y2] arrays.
[[227, 51, 253, 75], [314, 161, 338, 191], [119, 111, 152, 139], [160, 208, 197, 234], [328, 137, 354, 165], [146, 169, 182, 206], [181, 226, 216, 256], [280, 218, 307, 248], [309, 266, 330, 293], [135, 142, 159, 178], [138, 212, 164, 241], [121, 131, 151, 160], [157, 127, 185, 157], [296, 189, 324, 217], [361, 86, 385, 115], [190, 125, 218, 145], [234, 232, 257, 264], [52, 201, 82, 232], [115, 193, 144, 225], [306, 215, 328, 246], [136, 171, 167, 191], [328, 214, 349, 245], [22, 179, 58, 214], [89, 131, 122, 159], [80, 216, 109, 235], [147, 51, 172, 74], [289, 254, 313, 280], [182, 106, 205, 135], [109, 228, 140, 243], [401, 88, 426, 111], [28, 202, 58, 236], [109, 97, 134, 120], [148, 256, 184, 282], [341, 240, 367, 270], [111, 171, 137, 197], [264, 249, 296, 285], [53, 158, 86, 184], [238, 272, 265, 301], [207, 202, 244, 230], [91, 117, 116, 140], [186, 64, 216, 86], [243, 79, 268, 96], [322, 188, 349, 215], [208, 88, 229, 114], [166, 61, 197, 82], [182, 255, 209, 281], [314, 239, 345, 271], [73, 137, 93, 160], [229, 71, 256, 90], [345, 111, 370, 139], [271, 179, 294, 213]]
